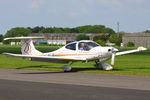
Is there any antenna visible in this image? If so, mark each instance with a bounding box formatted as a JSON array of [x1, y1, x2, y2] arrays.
[[117, 22, 120, 33]]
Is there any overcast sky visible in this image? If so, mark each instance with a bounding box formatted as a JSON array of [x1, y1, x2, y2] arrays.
[[0, 0, 149, 34]]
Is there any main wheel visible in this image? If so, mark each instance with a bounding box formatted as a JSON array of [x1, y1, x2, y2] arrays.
[[95, 63, 113, 71], [102, 63, 113, 71], [61, 65, 72, 72]]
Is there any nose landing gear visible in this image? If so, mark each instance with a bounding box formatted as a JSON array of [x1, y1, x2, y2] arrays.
[[94, 60, 113, 71]]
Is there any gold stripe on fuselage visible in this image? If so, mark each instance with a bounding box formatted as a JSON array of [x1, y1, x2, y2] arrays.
[[53, 54, 96, 56]]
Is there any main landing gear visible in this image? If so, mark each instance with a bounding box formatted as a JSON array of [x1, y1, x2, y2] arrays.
[[61, 62, 73, 72], [61, 60, 113, 72], [61, 65, 72, 72], [95, 60, 113, 71]]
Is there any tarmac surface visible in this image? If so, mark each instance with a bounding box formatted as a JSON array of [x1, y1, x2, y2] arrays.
[[0, 69, 150, 100]]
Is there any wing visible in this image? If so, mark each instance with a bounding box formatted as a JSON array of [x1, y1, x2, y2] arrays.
[[3, 53, 86, 61], [116, 47, 147, 56]]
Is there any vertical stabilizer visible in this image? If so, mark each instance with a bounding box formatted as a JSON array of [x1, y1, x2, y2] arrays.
[[4, 37, 44, 55], [21, 39, 43, 55]]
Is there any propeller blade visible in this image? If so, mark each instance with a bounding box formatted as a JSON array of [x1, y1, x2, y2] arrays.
[[111, 53, 116, 65], [111, 47, 118, 65]]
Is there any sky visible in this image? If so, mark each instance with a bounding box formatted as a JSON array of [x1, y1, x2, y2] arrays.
[[0, 0, 149, 34]]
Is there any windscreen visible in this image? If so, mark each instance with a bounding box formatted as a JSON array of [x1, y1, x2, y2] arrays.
[[78, 42, 100, 51]]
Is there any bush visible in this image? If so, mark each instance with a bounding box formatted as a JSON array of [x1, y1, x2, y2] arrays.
[[3, 40, 11, 44], [95, 40, 106, 46], [127, 42, 135, 47], [76, 34, 90, 41], [93, 34, 109, 42], [109, 34, 122, 46]]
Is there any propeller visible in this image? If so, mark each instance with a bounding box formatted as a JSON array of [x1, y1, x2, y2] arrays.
[[111, 48, 118, 65]]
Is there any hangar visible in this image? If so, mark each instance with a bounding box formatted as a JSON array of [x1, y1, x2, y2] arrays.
[[122, 33, 150, 47], [28, 33, 107, 45]]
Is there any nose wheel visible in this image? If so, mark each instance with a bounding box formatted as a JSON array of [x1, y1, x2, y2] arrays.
[[61, 65, 72, 72], [95, 62, 113, 71]]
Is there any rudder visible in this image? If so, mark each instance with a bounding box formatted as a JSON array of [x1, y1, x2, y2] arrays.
[[4, 37, 44, 55]]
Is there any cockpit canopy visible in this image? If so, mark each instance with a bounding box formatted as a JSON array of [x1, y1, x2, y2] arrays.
[[65, 41, 100, 51]]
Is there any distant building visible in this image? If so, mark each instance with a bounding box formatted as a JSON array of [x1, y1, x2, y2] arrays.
[[122, 33, 150, 47], [10, 42, 21, 45], [29, 33, 108, 45]]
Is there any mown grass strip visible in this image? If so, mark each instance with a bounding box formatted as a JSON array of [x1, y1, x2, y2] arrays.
[[1, 54, 150, 76]]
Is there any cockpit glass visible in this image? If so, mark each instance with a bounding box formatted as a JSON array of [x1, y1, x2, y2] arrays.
[[78, 42, 100, 51], [65, 43, 76, 50]]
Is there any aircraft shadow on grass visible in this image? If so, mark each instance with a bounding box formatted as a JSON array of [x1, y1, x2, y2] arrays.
[[16, 65, 55, 69], [17, 65, 123, 74]]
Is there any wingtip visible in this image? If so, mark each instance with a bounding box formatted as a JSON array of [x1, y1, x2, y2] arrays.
[[137, 47, 147, 51], [2, 52, 7, 55], [2, 52, 11, 55], [4, 38, 9, 41]]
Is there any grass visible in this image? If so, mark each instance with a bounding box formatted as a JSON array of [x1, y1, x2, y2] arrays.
[[1, 54, 150, 76], [1, 45, 150, 76]]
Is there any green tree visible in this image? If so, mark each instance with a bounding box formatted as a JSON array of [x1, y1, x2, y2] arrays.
[[75, 25, 115, 34], [31, 26, 45, 33], [76, 34, 90, 41], [53, 27, 64, 33], [127, 42, 135, 47], [104, 27, 115, 34], [39, 28, 54, 33], [62, 28, 71, 33], [76, 25, 92, 33], [4, 27, 32, 44], [109, 34, 122, 46], [95, 40, 106, 46], [5, 27, 32, 37], [93, 34, 109, 42], [0, 34, 3, 42], [85, 25, 105, 33], [144, 30, 150, 33], [39, 27, 71, 33], [70, 28, 79, 33]]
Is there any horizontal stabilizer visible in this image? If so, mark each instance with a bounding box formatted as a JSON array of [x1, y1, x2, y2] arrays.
[[4, 36, 44, 55], [4, 36, 44, 40]]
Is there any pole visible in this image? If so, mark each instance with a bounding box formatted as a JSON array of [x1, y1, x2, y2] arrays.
[[117, 22, 120, 33]]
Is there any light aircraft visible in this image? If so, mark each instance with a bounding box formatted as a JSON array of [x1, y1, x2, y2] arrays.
[[3, 37, 147, 72]]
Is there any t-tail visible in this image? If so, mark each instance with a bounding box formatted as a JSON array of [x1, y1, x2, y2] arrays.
[[4, 37, 44, 56]]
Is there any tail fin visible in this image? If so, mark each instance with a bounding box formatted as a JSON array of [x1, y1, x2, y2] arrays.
[[4, 37, 44, 55]]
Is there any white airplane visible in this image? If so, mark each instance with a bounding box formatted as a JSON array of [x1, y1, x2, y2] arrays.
[[3, 37, 147, 72]]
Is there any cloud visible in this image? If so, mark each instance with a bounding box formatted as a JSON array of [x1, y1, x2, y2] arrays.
[[28, 0, 44, 9]]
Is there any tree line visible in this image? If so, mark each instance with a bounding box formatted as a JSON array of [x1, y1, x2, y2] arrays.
[[0, 25, 149, 46], [4, 25, 116, 37], [28, 25, 116, 34]]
